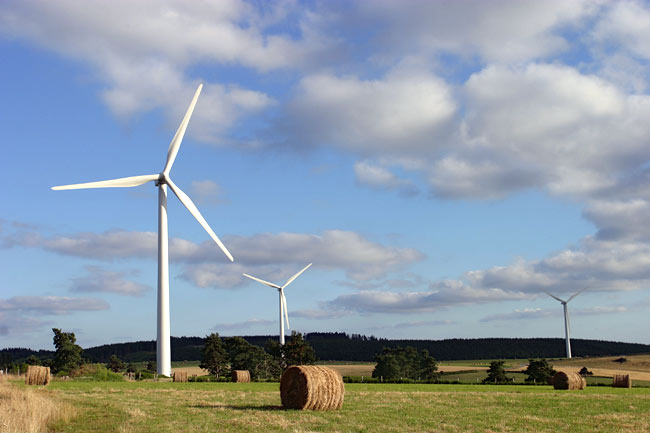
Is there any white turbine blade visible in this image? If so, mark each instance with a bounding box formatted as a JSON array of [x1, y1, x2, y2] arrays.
[[281, 290, 290, 329], [282, 263, 312, 289], [162, 84, 203, 175], [566, 288, 587, 303], [542, 290, 565, 303], [52, 174, 159, 190], [242, 273, 282, 289], [166, 178, 234, 262]]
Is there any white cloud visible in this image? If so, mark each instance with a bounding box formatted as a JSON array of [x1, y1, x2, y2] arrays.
[[189, 180, 227, 206], [0, 312, 51, 337], [0, 0, 306, 141], [291, 309, 350, 320], [394, 319, 455, 329], [3, 227, 424, 287], [213, 318, 275, 332], [327, 285, 530, 314], [592, 1, 650, 60], [481, 308, 556, 322], [321, 0, 597, 63], [277, 70, 456, 156], [573, 305, 628, 315], [354, 161, 418, 197], [70, 266, 152, 297], [0, 296, 109, 315]]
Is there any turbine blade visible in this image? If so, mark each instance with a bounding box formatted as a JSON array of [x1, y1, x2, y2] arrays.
[[242, 273, 282, 289], [282, 263, 312, 289], [162, 84, 203, 175], [52, 174, 159, 190], [566, 288, 586, 303], [542, 290, 565, 303], [281, 290, 290, 329], [166, 178, 233, 262]]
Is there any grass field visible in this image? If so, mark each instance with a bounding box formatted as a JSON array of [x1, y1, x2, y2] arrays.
[[5, 379, 649, 433]]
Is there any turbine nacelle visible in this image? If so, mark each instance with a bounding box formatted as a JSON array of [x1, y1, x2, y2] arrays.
[[155, 173, 168, 186]]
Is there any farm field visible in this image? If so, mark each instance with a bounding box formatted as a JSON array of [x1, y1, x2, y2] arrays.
[[171, 355, 650, 385], [7, 379, 650, 433]]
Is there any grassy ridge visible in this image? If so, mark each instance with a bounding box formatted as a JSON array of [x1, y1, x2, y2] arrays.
[[25, 380, 650, 433]]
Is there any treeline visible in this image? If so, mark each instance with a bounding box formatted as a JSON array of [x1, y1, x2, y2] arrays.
[[3, 333, 650, 364]]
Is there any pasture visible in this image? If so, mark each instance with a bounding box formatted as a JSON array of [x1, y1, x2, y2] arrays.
[[6, 379, 650, 433]]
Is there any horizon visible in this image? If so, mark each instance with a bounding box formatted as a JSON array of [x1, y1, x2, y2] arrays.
[[2, 1, 650, 351], [6, 332, 650, 353]]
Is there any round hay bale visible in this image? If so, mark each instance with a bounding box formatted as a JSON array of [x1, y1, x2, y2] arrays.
[[280, 365, 345, 410], [173, 371, 188, 383], [552, 371, 586, 390], [612, 374, 632, 388], [231, 370, 250, 383], [25, 366, 50, 386]]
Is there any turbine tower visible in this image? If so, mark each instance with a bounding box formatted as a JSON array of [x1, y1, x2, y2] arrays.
[[242, 263, 312, 345], [52, 84, 233, 376], [543, 289, 585, 359]]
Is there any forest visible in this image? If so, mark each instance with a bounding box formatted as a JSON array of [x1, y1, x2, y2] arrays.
[[3, 332, 650, 365]]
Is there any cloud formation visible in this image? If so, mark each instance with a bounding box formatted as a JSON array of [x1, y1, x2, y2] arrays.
[[70, 266, 152, 297], [0, 296, 109, 315], [2, 227, 424, 287], [213, 318, 275, 332]]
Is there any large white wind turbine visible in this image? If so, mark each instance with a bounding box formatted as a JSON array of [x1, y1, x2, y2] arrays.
[[543, 288, 586, 359], [242, 263, 312, 345], [51, 84, 233, 376]]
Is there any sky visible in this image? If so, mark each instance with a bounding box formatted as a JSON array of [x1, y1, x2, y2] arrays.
[[2, 0, 650, 351]]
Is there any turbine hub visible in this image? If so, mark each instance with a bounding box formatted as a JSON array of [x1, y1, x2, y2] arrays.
[[155, 173, 168, 186]]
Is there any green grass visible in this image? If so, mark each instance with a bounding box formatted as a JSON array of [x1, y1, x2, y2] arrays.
[[24, 380, 648, 432]]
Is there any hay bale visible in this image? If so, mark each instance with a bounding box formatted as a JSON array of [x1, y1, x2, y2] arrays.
[[231, 370, 250, 383], [280, 365, 345, 410], [552, 371, 586, 390], [612, 374, 632, 388], [172, 371, 188, 383], [25, 366, 50, 386]]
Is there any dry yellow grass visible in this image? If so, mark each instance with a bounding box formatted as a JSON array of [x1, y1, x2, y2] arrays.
[[172, 366, 208, 376], [0, 378, 76, 433], [553, 354, 650, 372], [320, 364, 375, 377]]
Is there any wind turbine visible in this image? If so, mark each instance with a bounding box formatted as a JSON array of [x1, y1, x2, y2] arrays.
[[51, 84, 233, 377], [242, 263, 312, 345], [542, 288, 586, 359]]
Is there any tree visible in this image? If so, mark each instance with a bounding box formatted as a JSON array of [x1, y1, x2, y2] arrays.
[[25, 355, 40, 365], [372, 351, 401, 380], [372, 346, 439, 381], [106, 355, 125, 373], [418, 350, 440, 381], [282, 331, 317, 367], [224, 336, 279, 380], [483, 360, 509, 384], [579, 366, 593, 377], [524, 359, 556, 383], [146, 361, 156, 373], [199, 333, 229, 379], [51, 328, 83, 374], [126, 362, 136, 373]]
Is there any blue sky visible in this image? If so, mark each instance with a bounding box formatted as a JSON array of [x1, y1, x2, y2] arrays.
[[2, 0, 650, 351]]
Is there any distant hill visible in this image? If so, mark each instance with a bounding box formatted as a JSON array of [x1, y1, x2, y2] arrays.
[[2, 333, 649, 364]]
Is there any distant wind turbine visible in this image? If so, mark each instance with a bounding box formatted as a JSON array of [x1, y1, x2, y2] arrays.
[[543, 288, 586, 359], [51, 84, 233, 377], [242, 263, 312, 345]]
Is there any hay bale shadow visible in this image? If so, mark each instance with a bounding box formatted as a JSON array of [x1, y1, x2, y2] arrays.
[[189, 403, 283, 411]]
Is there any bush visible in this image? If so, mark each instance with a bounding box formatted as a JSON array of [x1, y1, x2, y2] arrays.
[[71, 364, 124, 382], [188, 375, 230, 383], [136, 371, 154, 380]]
